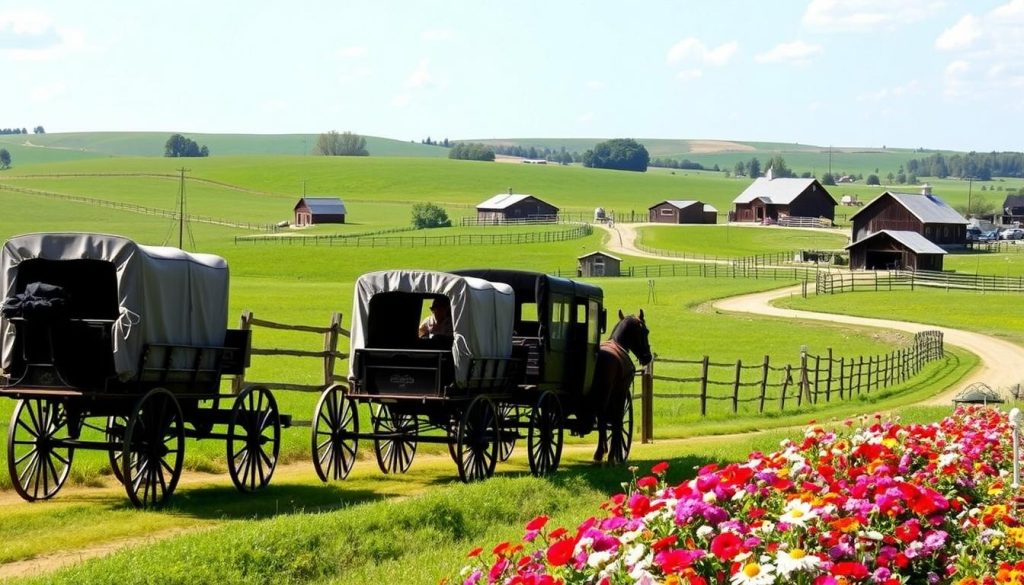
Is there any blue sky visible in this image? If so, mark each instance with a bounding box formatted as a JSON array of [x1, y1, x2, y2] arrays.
[[2, 0, 1021, 151]]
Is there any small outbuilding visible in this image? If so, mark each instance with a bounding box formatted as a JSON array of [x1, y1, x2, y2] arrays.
[[731, 169, 836, 223], [648, 200, 718, 224], [845, 230, 947, 271], [577, 251, 621, 277], [850, 187, 968, 248], [476, 189, 559, 224], [1002, 195, 1024, 224], [294, 197, 347, 226]]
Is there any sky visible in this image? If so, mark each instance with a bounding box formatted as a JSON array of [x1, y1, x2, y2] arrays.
[[1, 0, 1022, 152]]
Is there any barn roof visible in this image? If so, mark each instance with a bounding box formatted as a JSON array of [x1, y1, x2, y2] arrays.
[[297, 197, 347, 215], [649, 200, 718, 213], [845, 230, 947, 254], [733, 177, 827, 205], [477, 193, 548, 210], [1003, 195, 1024, 209], [578, 251, 622, 261], [852, 192, 967, 225]]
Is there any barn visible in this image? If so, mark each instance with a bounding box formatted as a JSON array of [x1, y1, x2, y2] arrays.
[[1002, 194, 1024, 224], [294, 197, 347, 226], [850, 188, 968, 248], [476, 190, 559, 224], [731, 170, 836, 223], [577, 251, 621, 277], [648, 200, 718, 224], [846, 230, 947, 271]]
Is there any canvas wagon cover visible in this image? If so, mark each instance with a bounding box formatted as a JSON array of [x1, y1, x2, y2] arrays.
[[1, 233, 229, 379], [350, 270, 514, 385]]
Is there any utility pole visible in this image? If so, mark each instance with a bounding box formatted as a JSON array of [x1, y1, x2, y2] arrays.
[[828, 145, 832, 177], [967, 176, 973, 217], [177, 167, 190, 249]]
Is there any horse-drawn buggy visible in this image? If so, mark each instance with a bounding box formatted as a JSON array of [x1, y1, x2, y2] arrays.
[[1, 233, 285, 508], [311, 269, 650, 483]]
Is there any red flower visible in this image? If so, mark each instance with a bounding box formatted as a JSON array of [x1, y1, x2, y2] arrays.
[[493, 542, 512, 557], [894, 519, 921, 543], [546, 539, 576, 567], [832, 561, 869, 580], [549, 527, 567, 539], [652, 461, 670, 475], [652, 535, 678, 552], [637, 476, 658, 490], [467, 547, 483, 558], [526, 515, 549, 531], [709, 532, 743, 561]]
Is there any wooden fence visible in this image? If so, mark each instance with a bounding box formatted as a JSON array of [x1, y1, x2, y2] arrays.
[[648, 331, 944, 416], [232, 224, 593, 247], [817, 269, 1024, 294]]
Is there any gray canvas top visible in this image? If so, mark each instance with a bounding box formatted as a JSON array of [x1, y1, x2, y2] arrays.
[[1, 233, 229, 379], [350, 270, 514, 385], [845, 230, 947, 254], [297, 197, 347, 215], [733, 177, 818, 205], [853, 192, 968, 225]]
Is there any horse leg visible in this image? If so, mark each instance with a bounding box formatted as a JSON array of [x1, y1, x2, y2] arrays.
[[607, 386, 626, 465], [593, 413, 607, 463]]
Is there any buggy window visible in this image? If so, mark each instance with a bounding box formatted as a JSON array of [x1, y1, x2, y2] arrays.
[[15, 259, 119, 320], [366, 292, 451, 349]]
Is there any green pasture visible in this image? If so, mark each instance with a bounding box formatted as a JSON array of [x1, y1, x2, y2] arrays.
[[944, 246, 1024, 277], [634, 225, 848, 257]]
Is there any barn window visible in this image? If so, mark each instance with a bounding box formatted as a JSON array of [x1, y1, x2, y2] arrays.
[[660, 208, 673, 216], [943, 226, 950, 238]]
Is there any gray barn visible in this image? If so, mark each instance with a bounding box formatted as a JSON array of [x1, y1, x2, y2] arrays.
[[648, 200, 718, 224], [577, 251, 621, 277]]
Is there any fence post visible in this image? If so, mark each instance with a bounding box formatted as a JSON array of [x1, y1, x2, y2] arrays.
[[826, 348, 833, 402], [780, 365, 792, 411], [233, 310, 254, 393], [759, 355, 769, 413], [838, 357, 845, 400], [732, 359, 742, 414], [813, 355, 821, 404], [857, 357, 864, 395], [641, 361, 654, 444], [323, 312, 342, 389], [699, 356, 709, 417]]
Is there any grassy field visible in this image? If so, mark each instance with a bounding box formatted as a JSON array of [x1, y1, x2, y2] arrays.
[[944, 245, 1024, 277], [634, 225, 849, 257]]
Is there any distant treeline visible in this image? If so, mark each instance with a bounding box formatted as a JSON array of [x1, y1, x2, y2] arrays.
[[650, 158, 719, 171], [905, 151, 1024, 180], [1, 127, 44, 135], [448, 143, 495, 161]]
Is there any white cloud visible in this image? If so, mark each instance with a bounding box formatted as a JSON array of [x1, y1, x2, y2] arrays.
[[585, 80, 606, 91], [0, 10, 87, 61], [577, 112, 595, 125], [754, 41, 822, 65], [406, 59, 433, 89], [391, 94, 411, 108], [992, 0, 1024, 19], [337, 46, 368, 58], [676, 68, 703, 81], [666, 38, 738, 66], [29, 82, 67, 102], [943, 59, 971, 97], [802, 0, 943, 32], [856, 80, 921, 102], [935, 14, 981, 51], [421, 29, 454, 42]]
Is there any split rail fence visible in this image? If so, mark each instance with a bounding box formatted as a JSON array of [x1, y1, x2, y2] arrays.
[[817, 270, 1024, 294], [233, 224, 592, 247]]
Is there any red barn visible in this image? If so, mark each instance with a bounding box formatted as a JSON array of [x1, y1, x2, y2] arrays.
[[476, 191, 559, 224], [294, 197, 346, 226], [850, 189, 968, 248], [648, 200, 718, 224], [732, 172, 836, 223], [846, 230, 947, 271]]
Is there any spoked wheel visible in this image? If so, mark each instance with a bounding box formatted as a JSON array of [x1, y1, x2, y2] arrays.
[[122, 388, 185, 509], [372, 404, 418, 474], [311, 384, 359, 482], [527, 391, 563, 476], [607, 393, 634, 465], [6, 399, 74, 501], [106, 416, 127, 484], [497, 404, 518, 462], [227, 385, 281, 492], [456, 396, 500, 482]]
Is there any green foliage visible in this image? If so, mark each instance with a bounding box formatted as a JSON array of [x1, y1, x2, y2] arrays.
[[866, 174, 880, 185], [0, 148, 10, 169], [582, 138, 649, 172], [164, 134, 210, 157], [315, 130, 369, 156], [821, 172, 836, 185], [747, 157, 761, 178], [448, 142, 495, 161], [766, 155, 795, 178], [411, 202, 451, 228]]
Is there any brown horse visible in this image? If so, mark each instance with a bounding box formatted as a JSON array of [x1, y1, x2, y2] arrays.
[[591, 309, 652, 464]]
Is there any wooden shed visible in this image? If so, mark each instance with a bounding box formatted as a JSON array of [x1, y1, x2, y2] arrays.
[[732, 171, 836, 223], [294, 197, 346, 226], [1002, 194, 1024, 224], [846, 230, 946, 271], [476, 190, 559, 224], [648, 200, 718, 224], [851, 189, 968, 248], [577, 251, 621, 277]]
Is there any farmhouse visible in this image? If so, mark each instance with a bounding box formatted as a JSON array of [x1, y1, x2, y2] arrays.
[[476, 190, 559, 224], [850, 187, 968, 248], [846, 230, 947, 271], [577, 251, 621, 277], [1002, 194, 1024, 224], [731, 170, 836, 223], [648, 200, 718, 224], [293, 197, 346, 226]]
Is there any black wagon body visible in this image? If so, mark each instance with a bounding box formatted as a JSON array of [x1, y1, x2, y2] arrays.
[[0, 233, 286, 507], [311, 269, 624, 483]]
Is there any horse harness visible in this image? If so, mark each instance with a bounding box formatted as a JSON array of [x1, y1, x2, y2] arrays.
[[600, 339, 636, 381]]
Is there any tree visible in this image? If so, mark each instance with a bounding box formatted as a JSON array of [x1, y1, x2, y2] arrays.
[[33, 126, 45, 134], [448, 143, 495, 161], [411, 202, 451, 228], [767, 155, 795, 178], [315, 131, 368, 156], [581, 138, 649, 172], [821, 172, 836, 186], [746, 157, 761, 178], [866, 174, 880, 185], [164, 133, 209, 157], [733, 161, 745, 176], [0, 148, 10, 169]]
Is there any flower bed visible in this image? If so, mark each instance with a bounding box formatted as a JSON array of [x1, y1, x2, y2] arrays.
[[456, 407, 1023, 584]]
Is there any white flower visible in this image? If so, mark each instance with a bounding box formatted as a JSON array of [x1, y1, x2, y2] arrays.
[[587, 550, 613, 568], [703, 491, 718, 503], [730, 561, 776, 585], [759, 521, 776, 535], [778, 499, 818, 527], [937, 452, 958, 467], [776, 548, 821, 576], [624, 544, 647, 566], [619, 528, 643, 544], [696, 525, 714, 540]]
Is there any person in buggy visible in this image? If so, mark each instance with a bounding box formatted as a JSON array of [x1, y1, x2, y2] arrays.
[[418, 297, 453, 339]]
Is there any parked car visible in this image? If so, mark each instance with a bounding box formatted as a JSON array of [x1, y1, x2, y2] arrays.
[[979, 230, 999, 242], [999, 228, 1024, 240], [966, 227, 982, 242]]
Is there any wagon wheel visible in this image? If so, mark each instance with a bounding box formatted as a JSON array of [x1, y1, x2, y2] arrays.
[[311, 384, 359, 482], [497, 404, 518, 462], [446, 421, 459, 464], [372, 404, 418, 474], [456, 396, 500, 482], [607, 393, 634, 465], [106, 416, 127, 484], [6, 399, 74, 502], [122, 388, 185, 509], [527, 391, 563, 476], [227, 385, 281, 492]]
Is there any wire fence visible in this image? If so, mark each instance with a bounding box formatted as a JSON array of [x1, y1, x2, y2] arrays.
[[233, 224, 593, 247], [816, 269, 1024, 294]]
